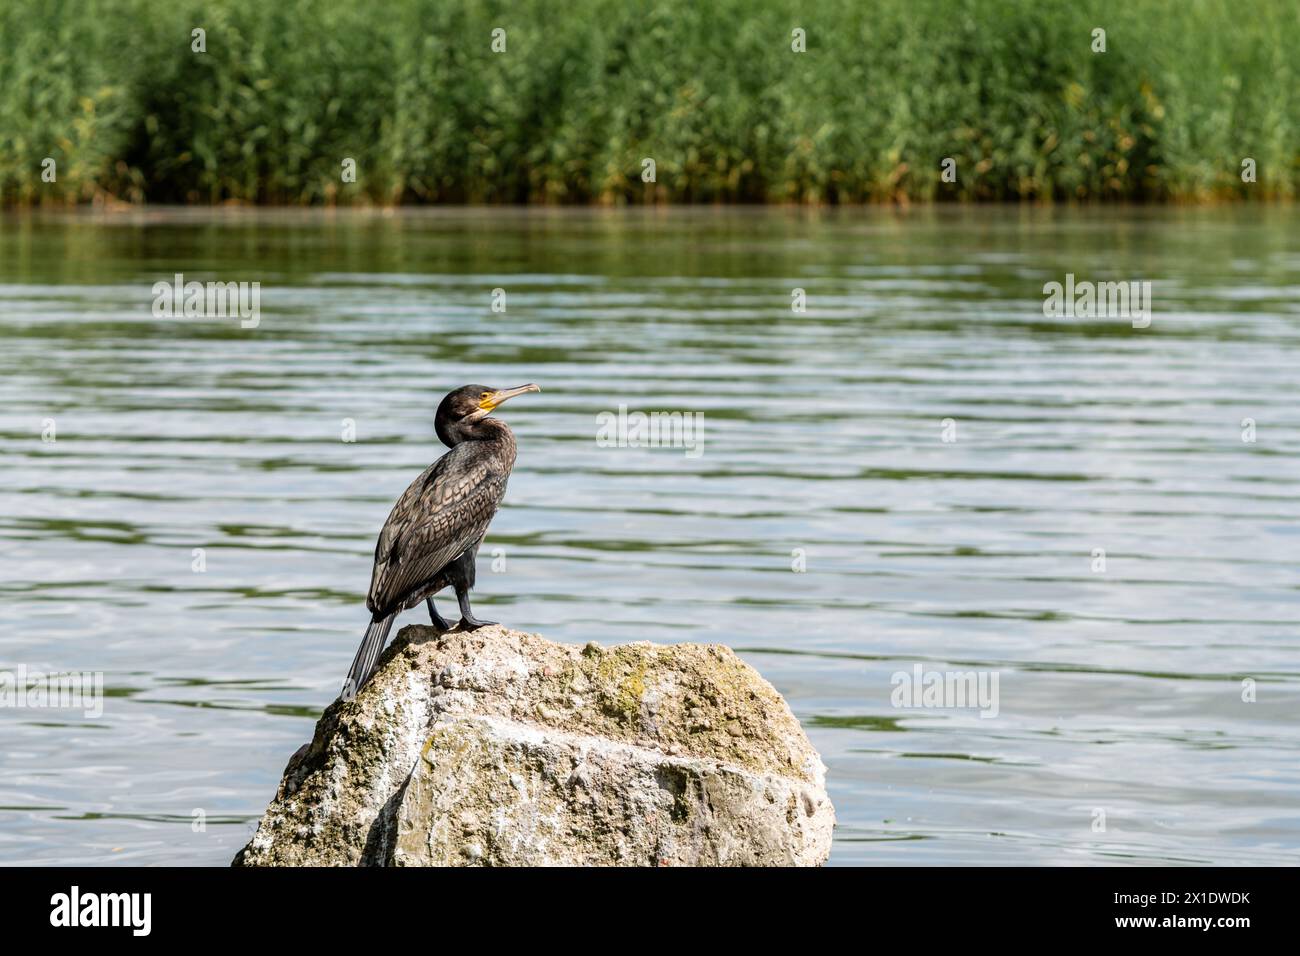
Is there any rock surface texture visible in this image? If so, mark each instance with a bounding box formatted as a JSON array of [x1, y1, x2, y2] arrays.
[[233, 625, 833, 866]]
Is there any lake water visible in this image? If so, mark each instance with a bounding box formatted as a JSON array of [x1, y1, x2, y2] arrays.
[[0, 206, 1296, 866]]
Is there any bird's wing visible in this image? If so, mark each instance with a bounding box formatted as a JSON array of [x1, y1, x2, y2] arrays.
[[366, 446, 508, 616]]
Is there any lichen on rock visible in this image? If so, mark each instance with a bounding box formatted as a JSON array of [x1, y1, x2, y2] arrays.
[[233, 625, 833, 866]]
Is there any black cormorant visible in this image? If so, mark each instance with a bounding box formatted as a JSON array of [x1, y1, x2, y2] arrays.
[[342, 383, 540, 697]]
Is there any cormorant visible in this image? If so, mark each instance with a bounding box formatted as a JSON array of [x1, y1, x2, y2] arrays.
[[342, 383, 540, 697]]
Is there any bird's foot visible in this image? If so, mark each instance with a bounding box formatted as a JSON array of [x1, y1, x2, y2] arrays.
[[454, 589, 496, 630], [426, 598, 453, 631]]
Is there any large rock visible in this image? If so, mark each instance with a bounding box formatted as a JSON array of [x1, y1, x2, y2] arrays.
[[233, 625, 833, 866]]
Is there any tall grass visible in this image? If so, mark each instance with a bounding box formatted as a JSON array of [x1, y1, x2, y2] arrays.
[[1, 0, 1296, 204]]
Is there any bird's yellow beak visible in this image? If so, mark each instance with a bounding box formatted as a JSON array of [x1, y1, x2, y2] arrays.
[[479, 383, 541, 411]]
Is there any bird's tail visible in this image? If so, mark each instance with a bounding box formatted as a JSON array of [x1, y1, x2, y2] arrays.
[[341, 613, 395, 700]]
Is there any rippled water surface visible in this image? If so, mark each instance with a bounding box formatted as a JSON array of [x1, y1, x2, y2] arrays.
[[1, 206, 1297, 866]]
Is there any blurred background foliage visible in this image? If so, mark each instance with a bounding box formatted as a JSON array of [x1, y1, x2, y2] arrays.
[[1, 0, 1296, 204]]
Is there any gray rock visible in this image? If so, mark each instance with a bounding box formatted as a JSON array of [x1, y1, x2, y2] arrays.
[[233, 625, 833, 866]]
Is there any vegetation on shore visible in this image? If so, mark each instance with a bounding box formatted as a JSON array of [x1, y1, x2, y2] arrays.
[[2, 0, 1296, 205]]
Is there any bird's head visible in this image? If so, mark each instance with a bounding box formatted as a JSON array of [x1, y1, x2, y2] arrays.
[[436, 383, 540, 446]]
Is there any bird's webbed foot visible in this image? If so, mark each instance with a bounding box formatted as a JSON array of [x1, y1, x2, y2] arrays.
[[426, 597, 453, 631], [455, 589, 497, 631]]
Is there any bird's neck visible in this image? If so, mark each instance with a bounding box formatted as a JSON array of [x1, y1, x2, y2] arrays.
[[440, 416, 517, 455]]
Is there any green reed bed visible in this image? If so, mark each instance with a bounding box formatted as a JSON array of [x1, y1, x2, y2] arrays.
[[1, 0, 1295, 204]]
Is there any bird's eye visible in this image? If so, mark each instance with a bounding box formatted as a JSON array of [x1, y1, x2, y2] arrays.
[[481, 392, 491, 399]]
